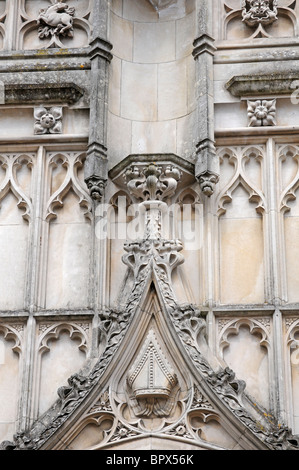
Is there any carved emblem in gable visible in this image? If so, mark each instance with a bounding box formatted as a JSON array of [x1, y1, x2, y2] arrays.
[[126, 330, 179, 419]]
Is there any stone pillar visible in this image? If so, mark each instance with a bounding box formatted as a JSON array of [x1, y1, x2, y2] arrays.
[[193, 0, 219, 197], [84, 0, 113, 201]]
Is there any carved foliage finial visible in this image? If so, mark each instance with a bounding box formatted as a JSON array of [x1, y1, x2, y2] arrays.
[[124, 163, 182, 202]]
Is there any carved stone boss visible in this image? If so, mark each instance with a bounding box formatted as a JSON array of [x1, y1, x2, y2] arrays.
[[34, 106, 63, 134], [247, 99, 276, 127]]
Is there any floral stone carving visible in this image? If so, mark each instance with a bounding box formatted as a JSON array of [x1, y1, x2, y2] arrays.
[[124, 163, 181, 202], [34, 106, 63, 134], [242, 0, 278, 26], [37, 2, 75, 48], [247, 99, 276, 127]]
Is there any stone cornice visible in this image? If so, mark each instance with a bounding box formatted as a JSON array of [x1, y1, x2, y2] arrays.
[[226, 73, 299, 98], [1, 82, 84, 105]]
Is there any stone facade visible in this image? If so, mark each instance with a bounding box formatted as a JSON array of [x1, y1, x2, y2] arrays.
[[1, 0, 299, 451]]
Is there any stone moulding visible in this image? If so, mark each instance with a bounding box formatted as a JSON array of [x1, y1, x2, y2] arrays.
[[226, 73, 299, 98], [1, 83, 84, 105]]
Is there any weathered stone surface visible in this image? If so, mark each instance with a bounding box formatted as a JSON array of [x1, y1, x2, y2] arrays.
[[0, 0, 299, 452]]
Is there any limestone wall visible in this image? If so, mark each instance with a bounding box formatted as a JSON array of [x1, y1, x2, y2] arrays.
[[1, 0, 299, 448]]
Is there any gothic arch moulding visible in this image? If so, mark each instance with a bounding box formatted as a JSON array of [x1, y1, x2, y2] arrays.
[[218, 317, 272, 410], [19, 0, 91, 50], [223, 0, 297, 40], [33, 321, 90, 419]]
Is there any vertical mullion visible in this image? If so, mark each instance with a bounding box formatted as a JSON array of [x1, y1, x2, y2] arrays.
[[265, 138, 288, 423], [26, 145, 45, 313], [19, 146, 44, 432]]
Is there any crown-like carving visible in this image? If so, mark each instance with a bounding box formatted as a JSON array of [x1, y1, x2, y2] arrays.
[[126, 330, 178, 417]]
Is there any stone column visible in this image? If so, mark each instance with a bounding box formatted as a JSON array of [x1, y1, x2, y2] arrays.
[[192, 0, 219, 197], [84, 0, 113, 201]]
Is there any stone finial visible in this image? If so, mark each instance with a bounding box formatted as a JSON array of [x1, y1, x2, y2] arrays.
[[247, 99, 276, 127], [34, 106, 63, 134]]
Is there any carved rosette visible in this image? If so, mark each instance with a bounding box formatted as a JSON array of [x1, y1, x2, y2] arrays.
[[247, 99, 276, 127], [34, 106, 63, 134]]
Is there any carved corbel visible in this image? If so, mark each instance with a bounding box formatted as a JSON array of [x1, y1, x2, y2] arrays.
[[195, 140, 219, 197]]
